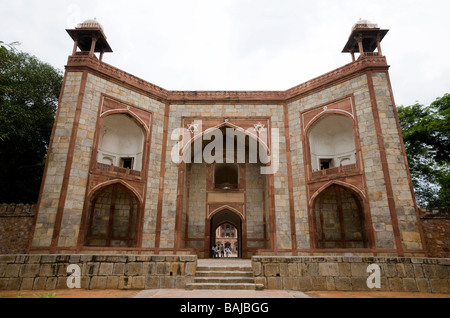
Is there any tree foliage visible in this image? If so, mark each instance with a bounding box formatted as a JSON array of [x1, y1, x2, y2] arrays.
[[0, 43, 63, 203], [397, 94, 450, 208]]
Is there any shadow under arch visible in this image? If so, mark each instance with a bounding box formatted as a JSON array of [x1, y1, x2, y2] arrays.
[[180, 121, 271, 165]]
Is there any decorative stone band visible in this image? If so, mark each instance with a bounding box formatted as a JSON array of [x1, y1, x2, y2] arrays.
[[65, 55, 389, 104], [252, 256, 450, 293], [0, 255, 197, 291]]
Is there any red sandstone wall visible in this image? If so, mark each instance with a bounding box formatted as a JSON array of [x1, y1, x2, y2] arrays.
[[0, 204, 35, 254]]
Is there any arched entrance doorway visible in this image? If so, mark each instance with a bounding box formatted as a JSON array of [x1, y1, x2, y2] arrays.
[[210, 209, 242, 258]]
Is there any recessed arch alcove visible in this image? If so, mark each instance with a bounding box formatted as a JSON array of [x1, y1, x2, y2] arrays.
[[84, 183, 139, 247], [308, 114, 356, 171], [96, 113, 145, 171], [313, 184, 368, 249]]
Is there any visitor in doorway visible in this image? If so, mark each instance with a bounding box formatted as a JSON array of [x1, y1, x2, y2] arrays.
[[212, 245, 219, 258], [225, 247, 230, 257], [220, 244, 225, 258]]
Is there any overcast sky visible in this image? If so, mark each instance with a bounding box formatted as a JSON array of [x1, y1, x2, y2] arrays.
[[2, 0, 449, 107]]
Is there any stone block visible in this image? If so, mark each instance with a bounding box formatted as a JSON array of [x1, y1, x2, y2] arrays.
[[288, 263, 298, 277], [416, 278, 431, 293], [99, 263, 114, 276], [39, 264, 57, 277], [430, 279, 450, 294], [113, 263, 125, 276], [278, 263, 287, 276], [319, 263, 339, 276], [40, 255, 58, 264], [351, 277, 369, 291], [422, 264, 438, 278], [159, 276, 174, 289], [185, 262, 196, 276], [252, 262, 262, 276], [307, 263, 319, 276], [33, 277, 47, 290], [45, 277, 58, 290], [264, 264, 280, 277], [90, 276, 107, 289], [86, 263, 99, 276], [5, 264, 20, 277], [325, 277, 336, 291], [381, 263, 398, 278], [20, 264, 40, 278], [0, 256, 16, 264], [267, 277, 282, 290], [56, 277, 68, 289], [311, 277, 326, 290], [402, 278, 418, 292], [126, 263, 144, 276], [338, 263, 352, 277], [8, 278, 21, 290], [106, 255, 127, 263], [0, 278, 9, 290], [106, 276, 119, 289], [335, 277, 352, 291], [296, 277, 312, 291], [413, 264, 424, 278], [350, 263, 367, 277], [254, 277, 267, 288], [132, 276, 145, 289], [388, 277, 403, 291], [21, 277, 34, 290], [119, 276, 132, 290], [145, 276, 159, 289], [156, 262, 169, 275]]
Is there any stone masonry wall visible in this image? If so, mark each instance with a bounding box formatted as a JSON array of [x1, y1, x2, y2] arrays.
[[420, 208, 450, 258], [0, 254, 196, 291], [0, 204, 36, 254], [253, 256, 450, 293]]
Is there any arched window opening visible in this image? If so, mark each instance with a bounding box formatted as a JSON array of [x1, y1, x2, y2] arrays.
[[314, 185, 368, 249], [97, 114, 145, 171], [214, 163, 239, 190], [85, 183, 139, 247], [309, 115, 356, 172]]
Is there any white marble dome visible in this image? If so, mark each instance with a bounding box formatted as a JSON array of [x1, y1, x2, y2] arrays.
[[78, 18, 104, 31], [352, 19, 378, 31]]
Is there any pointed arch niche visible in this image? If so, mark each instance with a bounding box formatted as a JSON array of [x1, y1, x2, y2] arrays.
[[84, 183, 140, 247], [313, 184, 369, 249]]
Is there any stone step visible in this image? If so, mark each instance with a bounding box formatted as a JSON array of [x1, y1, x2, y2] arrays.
[[196, 266, 252, 272], [186, 283, 265, 291], [194, 277, 255, 284], [195, 270, 254, 277]]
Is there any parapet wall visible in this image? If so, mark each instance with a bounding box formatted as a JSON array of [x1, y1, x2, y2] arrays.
[[252, 256, 450, 293], [0, 255, 196, 291]]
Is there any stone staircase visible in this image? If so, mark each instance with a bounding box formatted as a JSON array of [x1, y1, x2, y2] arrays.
[[186, 260, 264, 291]]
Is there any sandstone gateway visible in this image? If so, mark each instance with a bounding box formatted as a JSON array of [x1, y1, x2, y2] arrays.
[[2, 19, 449, 294], [28, 19, 427, 259]]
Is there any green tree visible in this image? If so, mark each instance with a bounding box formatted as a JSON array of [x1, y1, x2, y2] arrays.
[[0, 43, 63, 203], [397, 94, 450, 208]]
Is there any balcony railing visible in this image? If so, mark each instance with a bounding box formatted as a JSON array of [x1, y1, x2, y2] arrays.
[[311, 163, 358, 179], [96, 162, 141, 177]]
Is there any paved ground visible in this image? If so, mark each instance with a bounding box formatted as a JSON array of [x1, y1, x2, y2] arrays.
[[1, 289, 449, 298]]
